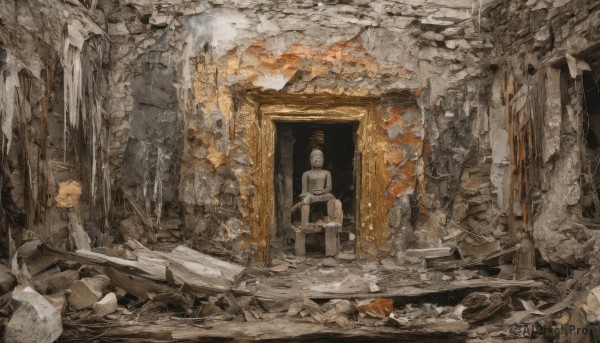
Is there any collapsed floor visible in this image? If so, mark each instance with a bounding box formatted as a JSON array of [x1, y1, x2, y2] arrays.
[[1, 235, 598, 342]]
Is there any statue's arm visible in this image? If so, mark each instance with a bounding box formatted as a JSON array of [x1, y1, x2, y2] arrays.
[[325, 171, 332, 194], [301, 171, 308, 196]]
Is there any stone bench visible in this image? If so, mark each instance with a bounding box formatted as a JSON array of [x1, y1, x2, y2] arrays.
[[290, 199, 343, 257]]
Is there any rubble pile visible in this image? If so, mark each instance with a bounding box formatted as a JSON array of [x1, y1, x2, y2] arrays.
[[1, 234, 599, 342]]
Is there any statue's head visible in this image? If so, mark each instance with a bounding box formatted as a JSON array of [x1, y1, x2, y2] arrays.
[[309, 149, 324, 168]]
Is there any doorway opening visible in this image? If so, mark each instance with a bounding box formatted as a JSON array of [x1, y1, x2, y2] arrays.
[[582, 58, 600, 218], [273, 121, 358, 257]]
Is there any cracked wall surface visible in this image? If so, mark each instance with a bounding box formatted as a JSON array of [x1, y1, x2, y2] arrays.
[[1, 0, 599, 268]]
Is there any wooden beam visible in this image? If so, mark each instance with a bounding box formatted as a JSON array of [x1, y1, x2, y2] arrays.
[[62, 317, 469, 342]]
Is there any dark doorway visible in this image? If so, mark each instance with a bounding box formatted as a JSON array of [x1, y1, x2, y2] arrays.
[[583, 60, 600, 218], [273, 121, 358, 256]]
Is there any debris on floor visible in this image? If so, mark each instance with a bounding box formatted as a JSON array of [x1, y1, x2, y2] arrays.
[[2, 237, 593, 341]]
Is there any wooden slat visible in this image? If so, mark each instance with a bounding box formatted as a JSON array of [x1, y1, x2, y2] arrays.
[[254, 278, 544, 311], [62, 317, 469, 342]]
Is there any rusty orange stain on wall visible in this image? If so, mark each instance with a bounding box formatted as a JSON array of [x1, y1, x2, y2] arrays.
[[385, 149, 404, 164], [387, 161, 417, 200], [397, 133, 423, 146], [384, 107, 404, 128], [243, 38, 385, 83]]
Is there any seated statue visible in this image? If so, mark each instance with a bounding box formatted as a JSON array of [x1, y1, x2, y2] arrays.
[[299, 149, 336, 225], [292, 149, 343, 257]]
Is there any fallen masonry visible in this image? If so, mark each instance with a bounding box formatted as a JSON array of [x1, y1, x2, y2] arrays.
[[0, 238, 577, 342]]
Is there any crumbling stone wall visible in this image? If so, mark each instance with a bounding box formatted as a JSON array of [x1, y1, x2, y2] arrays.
[[166, 0, 488, 262], [6, 0, 598, 268], [471, 0, 600, 273], [0, 0, 498, 263], [0, 0, 109, 249]]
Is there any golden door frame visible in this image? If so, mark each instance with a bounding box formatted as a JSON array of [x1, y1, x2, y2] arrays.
[[247, 97, 389, 265]]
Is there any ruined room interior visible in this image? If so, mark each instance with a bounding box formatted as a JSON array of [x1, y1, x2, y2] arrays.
[[1, 0, 600, 341]]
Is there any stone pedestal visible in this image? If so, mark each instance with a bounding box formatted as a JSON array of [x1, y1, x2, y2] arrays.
[[292, 223, 341, 257], [293, 197, 343, 257]]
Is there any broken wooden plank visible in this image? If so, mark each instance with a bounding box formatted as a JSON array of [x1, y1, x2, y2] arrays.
[[254, 278, 544, 311], [536, 290, 586, 319], [164, 245, 245, 284], [459, 290, 512, 323], [482, 244, 521, 266], [127, 240, 245, 292], [67, 211, 91, 251], [74, 249, 166, 281], [458, 241, 501, 259], [43, 245, 166, 282], [166, 261, 232, 293], [104, 268, 175, 302], [287, 298, 327, 323], [44, 244, 248, 296], [61, 317, 469, 342], [55, 181, 90, 251], [405, 247, 455, 259], [427, 258, 485, 271]]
